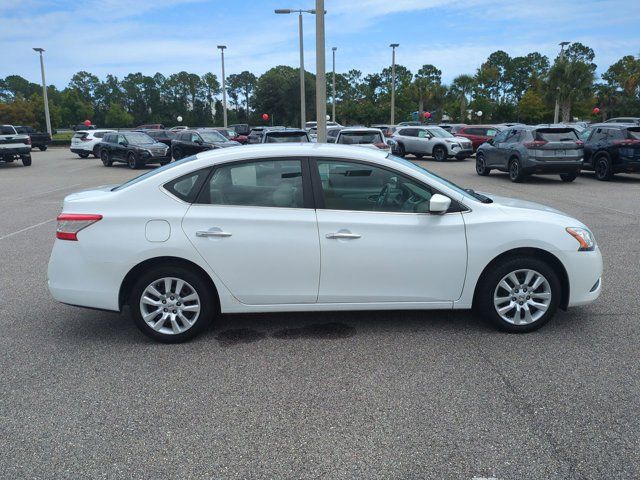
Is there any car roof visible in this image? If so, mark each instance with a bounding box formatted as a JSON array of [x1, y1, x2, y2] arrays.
[[340, 127, 383, 132]]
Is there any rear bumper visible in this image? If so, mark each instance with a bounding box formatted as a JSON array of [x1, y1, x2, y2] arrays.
[[0, 147, 30, 156], [522, 159, 583, 174], [70, 147, 91, 154]]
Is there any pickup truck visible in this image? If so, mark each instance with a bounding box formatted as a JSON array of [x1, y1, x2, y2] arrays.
[[0, 125, 32, 166], [15, 126, 52, 151]]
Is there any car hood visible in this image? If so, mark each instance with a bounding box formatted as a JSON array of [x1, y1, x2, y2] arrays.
[[207, 141, 239, 148], [485, 193, 570, 217]]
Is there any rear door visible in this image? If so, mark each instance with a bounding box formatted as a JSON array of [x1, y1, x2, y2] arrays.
[[182, 157, 320, 305], [531, 128, 582, 162]]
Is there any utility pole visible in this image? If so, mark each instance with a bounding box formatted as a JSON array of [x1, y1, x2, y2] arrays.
[[390, 43, 399, 125], [217, 45, 228, 127], [315, 0, 327, 142], [332, 47, 337, 122], [32, 48, 52, 136]]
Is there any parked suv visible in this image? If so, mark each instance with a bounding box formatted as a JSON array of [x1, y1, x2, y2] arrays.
[[455, 125, 503, 152], [171, 129, 239, 160], [475, 126, 583, 182], [336, 127, 391, 152], [70, 129, 115, 158], [579, 124, 640, 180], [603, 117, 640, 125], [0, 125, 31, 166], [260, 128, 310, 143], [100, 131, 171, 168], [393, 126, 473, 160], [136, 129, 175, 147]]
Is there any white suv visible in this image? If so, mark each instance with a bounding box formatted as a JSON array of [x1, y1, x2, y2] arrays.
[[70, 129, 115, 158], [393, 126, 473, 161]]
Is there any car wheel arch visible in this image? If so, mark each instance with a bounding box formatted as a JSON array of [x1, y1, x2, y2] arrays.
[[118, 256, 221, 313], [472, 247, 570, 311]]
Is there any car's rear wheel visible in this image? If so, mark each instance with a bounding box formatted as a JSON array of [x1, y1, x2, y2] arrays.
[[413, 153, 423, 159], [475, 153, 490, 176], [39, 146, 47, 152], [433, 145, 447, 162], [78, 152, 89, 158], [130, 265, 215, 343], [21, 154, 32, 166], [100, 149, 112, 167], [93, 145, 101, 158], [508, 158, 524, 182], [595, 155, 613, 181], [173, 147, 183, 160], [560, 171, 578, 182], [476, 257, 561, 333]]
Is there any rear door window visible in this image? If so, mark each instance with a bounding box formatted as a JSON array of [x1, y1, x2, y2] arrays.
[[606, 129, 624, 140]]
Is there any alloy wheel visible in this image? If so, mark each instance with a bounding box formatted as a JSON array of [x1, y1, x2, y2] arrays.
[[139, 277, 201, 335], [493, 269, 552, 325]]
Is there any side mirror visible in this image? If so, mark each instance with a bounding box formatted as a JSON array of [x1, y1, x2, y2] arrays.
[[194, 139, 203, 145], [429, 194, 451, 215], [118, 140, 127, 146], [487, 138, 494, 145]]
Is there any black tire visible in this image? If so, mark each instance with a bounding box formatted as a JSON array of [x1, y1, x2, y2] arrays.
[[433, 145, 447, 162], [559, 171, 578, 182], [594, 155, 613, 181], [173, 147, 183, 160], [395, 143, 405, 158], [475, 153, 490, 176], [508, 158, 524, 183], [39, 146, 48, 152], [413, 153, 423, 159], [78, 152, 90, 158], [100, 149, 112, 167], [21, 154, 32, 166], [93, 145, 101, 158], [475, 256, 561, 333], [127, 152, 141, 169], [159, 160, 171, 166], [130, 264, 215, 343]]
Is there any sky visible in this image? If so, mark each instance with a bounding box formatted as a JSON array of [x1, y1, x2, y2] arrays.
[[2, 0, 640, 88]]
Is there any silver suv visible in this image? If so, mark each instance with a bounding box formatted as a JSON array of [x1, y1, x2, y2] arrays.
[[392, 126, 473, 161]]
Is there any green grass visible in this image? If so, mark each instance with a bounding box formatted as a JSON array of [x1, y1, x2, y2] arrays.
[[52, 131, 74, 141]]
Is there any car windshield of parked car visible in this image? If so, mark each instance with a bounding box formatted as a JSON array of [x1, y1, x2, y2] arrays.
[[388, 154, 488, 203], [112, 156, 199, 191], [1, 125, 17, 134], [535, 129, 578, 142], [627, 128, 640, 139], [426, 127, 453, 138], [266, 132, 309, 143], [339, 131, 383, 144], [124, 132, 155, 144], [200, 131, 227, 143]]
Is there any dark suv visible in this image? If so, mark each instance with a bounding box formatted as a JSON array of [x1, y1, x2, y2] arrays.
[[580, 124, 640, 180], [136, 129, 175, 147], [171, 129, 239, 160], [475, 126, 583, 182], [100, 131, 171, 169]]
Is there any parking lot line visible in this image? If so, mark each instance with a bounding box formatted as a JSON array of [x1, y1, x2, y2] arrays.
[[0, 218, 54, 241]]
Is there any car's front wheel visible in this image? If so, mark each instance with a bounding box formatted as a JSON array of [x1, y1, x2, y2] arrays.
[[78, 152, 90, 158], [560, 171, 578, 182], [127, 152, 141, 169], [595, 155, 613, 181], [173, 147, 183, 160], [475, 153, 490, 176], [433, 145, 447, 162], [395, 143, 405, 158], [476, 257, 561, 333], [130, 265, 215, 343], [39, 146, 48, 152]]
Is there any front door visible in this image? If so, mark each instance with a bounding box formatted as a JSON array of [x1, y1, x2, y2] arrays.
[[312, 158, 467, 304], [182, 158, 320, 305]]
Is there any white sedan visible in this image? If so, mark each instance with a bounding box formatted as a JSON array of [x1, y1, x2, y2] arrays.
[[48, 144, 602, 342]]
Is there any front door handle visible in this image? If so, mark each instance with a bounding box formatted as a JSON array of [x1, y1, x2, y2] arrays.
[[196, 228, 232, 238], [326, 232, 361, 239]]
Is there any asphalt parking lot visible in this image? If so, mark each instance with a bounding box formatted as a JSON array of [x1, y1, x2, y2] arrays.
[[1, 148, 639, 479]]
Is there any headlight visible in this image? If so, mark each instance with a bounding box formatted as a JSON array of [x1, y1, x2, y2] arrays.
[[566, 227, 596, 251], [450, 143, 460, 148]]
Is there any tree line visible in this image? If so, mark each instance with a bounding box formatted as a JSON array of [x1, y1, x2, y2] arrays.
[[1, 42, 639, 131]]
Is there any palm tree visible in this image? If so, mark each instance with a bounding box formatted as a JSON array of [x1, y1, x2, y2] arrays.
[[449, 74, 474, 121]]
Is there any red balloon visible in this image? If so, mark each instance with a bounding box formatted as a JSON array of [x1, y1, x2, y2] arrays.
[[84, 119, 91, 126], [262, 113, 269, 121], [423, 111, 431, 119], [593, 107, 600, 115]]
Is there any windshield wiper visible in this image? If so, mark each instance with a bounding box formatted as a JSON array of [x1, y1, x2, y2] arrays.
[[464, 188, 493, 203]]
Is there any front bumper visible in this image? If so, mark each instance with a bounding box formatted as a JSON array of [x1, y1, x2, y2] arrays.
[[560, 248, 603, 307], [140, 154, 171, 165]]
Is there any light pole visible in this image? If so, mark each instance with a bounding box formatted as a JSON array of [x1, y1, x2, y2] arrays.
[[315, 0, 327, 142], [274, 8, 317, 129], [331, 47, 337, 122], [389, 43, 399, 125], [553, 41, 570, 124], [217, 45, 227, 127], [32, 48, 52, 136]]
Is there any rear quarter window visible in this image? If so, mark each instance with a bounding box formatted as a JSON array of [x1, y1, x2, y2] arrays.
[[163, 168, 211, 202]]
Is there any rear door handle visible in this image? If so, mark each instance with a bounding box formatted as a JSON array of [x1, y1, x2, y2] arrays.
[[326, 232, 361, 239], [196, 228, 232, 238]]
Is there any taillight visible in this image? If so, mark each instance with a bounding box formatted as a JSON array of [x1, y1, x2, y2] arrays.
[[81, 137, 91, 142], [613, 139, 640, 146], [523, 140, 548, 148], [26, 137, 32, 145], [374, 142, 388, 149], [575, 140, 584, 147], [56, 214, 102, 241]]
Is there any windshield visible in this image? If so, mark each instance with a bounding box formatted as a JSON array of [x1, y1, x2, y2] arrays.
[[1, 126, 17, 135], [426, 127, 453, 138], [387, 154, 486, 202], [112, 156, 198, 191], [200, 131, 227, 142], [124, 132, 155, 144], [339, 131, 383, 144]]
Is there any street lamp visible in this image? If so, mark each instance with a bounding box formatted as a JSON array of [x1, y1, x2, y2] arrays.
[[274, 8, 318, 129], [32, 48, 52, 136], [331, 47, 337, 122], [217, 45, 227, 127], [389, 43, 399, 125], [553, 41, 570, 124]]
